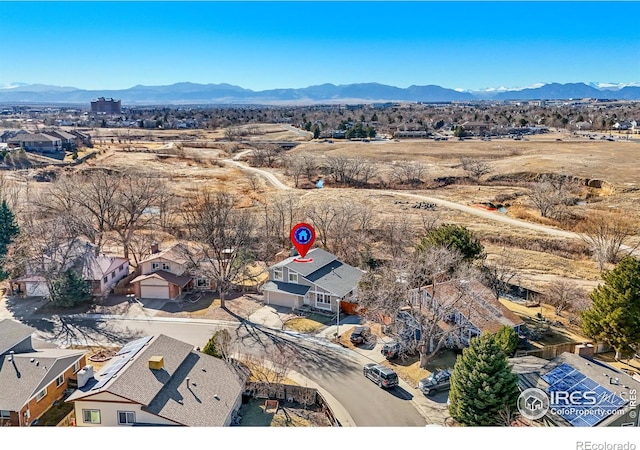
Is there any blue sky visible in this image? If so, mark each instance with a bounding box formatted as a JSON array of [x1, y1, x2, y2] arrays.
[[1, 1, 639, 92]]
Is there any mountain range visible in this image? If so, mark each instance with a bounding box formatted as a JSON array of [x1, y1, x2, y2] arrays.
[[1, 82, 640, 105]]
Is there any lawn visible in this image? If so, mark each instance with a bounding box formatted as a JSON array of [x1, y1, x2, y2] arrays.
[[283, 317, 325, 333], [499, 298, 589, 346], [238, 399, 313, 427], [382, 350, 459, 387]]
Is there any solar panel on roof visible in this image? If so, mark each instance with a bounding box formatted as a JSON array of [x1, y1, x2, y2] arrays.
[[91, 335, 153, 390], [543, 363, 627, 427]]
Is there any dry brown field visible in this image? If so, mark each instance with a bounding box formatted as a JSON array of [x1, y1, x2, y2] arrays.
[[10, 124, 640, 295]]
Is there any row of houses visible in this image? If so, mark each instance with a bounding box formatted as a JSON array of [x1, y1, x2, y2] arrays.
[[12, 240, 209, 301], [0, 319, 247, 427], [0, 128, 92, 153]]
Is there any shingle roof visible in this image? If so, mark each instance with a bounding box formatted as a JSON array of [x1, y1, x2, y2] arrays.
[[304, 260, 364, 297], [145, 351, 247, 426], [274, 248, 337, 277], [67, 334, 247, 426], [139, 244, 191, 266], [0, 319, 35, 355], [262, 280, 310, 296], [420, 279, 524, 334], [130, 270, 192, 288], [7, 133, 61, 143], [0, 348, 85, 411]]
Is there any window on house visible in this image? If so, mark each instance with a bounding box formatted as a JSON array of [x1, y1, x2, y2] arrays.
[[315, 292, 332, 309], [196, 278, 210, 288], [120, 264, 125, 272], [0, 410, 10, 419], [117, 411, 135, 425], [73, 361, 81, 373], [273, 269, 283, 281], [111, 272, 115, 279], [288, 272, 298, 283], [151, 262, 160, 270], [162, 263, 170, 271], [83, 409, 101, 424], [56, 374, 64, 387], [35, 388, 47, 402], [103, 276, 108, 283]]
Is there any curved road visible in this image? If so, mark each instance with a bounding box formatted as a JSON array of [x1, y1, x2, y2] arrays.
[[26, 314, 426, 427]]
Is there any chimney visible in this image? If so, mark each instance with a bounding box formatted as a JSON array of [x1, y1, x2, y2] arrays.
[[77, 365, 94, 388], [148, 356, 164, 370], [151, 243, 159, 254], [575, 343, 595, 358]]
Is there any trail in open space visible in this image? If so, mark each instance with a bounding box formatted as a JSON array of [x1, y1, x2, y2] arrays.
[[223, 159, 639, 256]]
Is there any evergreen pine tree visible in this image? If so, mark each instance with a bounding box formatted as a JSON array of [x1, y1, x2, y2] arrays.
[[50, 269, 92, 308], [581, 256, 640, 359], [0, 199, 19, 280], [417, 224, 484, 262], [448, 333, 520, 426], [493, 325, 519, 357]]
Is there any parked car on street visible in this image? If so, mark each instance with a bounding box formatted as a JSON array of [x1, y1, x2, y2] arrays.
[[363, 363, 399, 389], [350, 326, 371, 345], [418, 369, 452, 396]]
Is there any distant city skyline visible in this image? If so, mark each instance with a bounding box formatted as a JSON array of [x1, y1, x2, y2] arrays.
[[2, 1, 639, 92]]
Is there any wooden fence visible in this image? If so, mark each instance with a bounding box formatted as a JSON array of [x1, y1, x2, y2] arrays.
[[515, 342, 579, 360], [245, 382, 340, 426], [113, 266, 141, 295], [56, 410, 75, 427]]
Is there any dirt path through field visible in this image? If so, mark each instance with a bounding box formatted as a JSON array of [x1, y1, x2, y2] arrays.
[[224, 159, 291, 190], [223, 160, 639, 256]]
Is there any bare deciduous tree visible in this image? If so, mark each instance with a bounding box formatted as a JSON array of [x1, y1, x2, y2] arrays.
[[282, 155, 306, 188], [482, 250, 520, 300], [461, 157, 491, 180], [577, 210, 639, 271], [528, 174, 581, 220], [390, 161, 426, 187], [544, 279, 587, 317], [357, 246, 476, 367], [108, 173, 167, 261], [181, 191, 256, 309]]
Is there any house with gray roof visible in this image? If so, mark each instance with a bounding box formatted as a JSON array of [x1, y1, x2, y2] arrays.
[[67, 334, 248, 427], [0, 319, 87, 426], [11, 236, 129, 297], [261, 248, 364, 313], [7, 133, 62, 153]]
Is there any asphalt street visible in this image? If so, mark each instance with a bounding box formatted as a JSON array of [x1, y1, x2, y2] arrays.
[[21, 313, 427, 427]]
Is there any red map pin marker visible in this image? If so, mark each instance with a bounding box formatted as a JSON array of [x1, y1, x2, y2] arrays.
[[290, 223, 316, 262]]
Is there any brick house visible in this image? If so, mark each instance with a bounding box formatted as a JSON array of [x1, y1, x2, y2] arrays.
[[0, 319, 86, 426]]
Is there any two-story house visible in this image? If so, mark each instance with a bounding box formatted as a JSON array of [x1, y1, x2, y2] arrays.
[[10, 237, 129, 297], [411, 279, 524, 350], [261, 248, 364, 313], [130, 243, 214, 300], [66, 334, 248, 426], [0, 319, 87, 426]]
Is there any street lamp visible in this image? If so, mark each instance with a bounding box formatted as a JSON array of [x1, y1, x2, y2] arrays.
[[335, 298, 340, 340]]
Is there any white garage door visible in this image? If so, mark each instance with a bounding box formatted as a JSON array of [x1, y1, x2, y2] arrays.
[[141, 284, 169, 299], [26, 281, 50, 297]]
